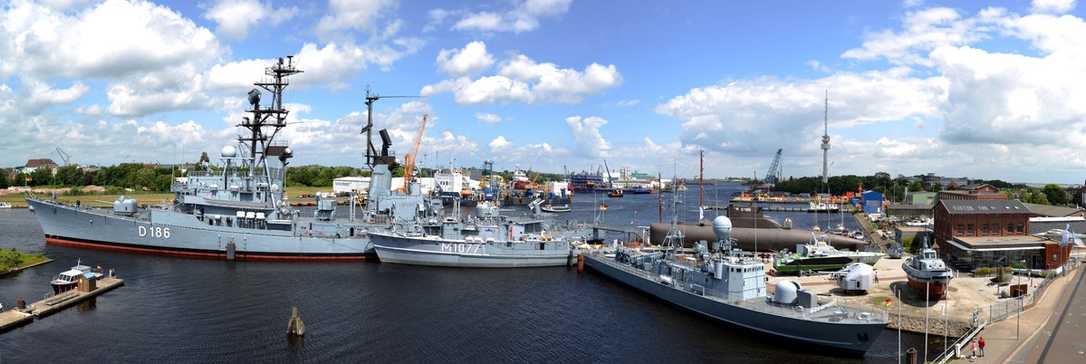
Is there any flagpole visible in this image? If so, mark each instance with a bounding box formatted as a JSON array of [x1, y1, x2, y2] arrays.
[[897, 286, 902, 364], [925, 280, 930, 363]]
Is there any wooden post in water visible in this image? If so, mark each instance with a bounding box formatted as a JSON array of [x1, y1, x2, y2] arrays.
[[577, 254, 585, 273], [287, 306, 305, 336]]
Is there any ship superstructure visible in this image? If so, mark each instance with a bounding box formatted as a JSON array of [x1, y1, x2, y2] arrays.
[[584, 216, 887, 354], [27, 57, 432, 260]]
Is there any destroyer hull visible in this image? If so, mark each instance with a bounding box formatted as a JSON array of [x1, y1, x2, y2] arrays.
[[371, 233, 570, 268], [585, 254, 884, 354], [28, 199, 373, 261]]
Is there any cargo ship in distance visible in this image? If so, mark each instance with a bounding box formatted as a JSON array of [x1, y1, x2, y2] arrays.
[[26, 57, 432, 261], [584, 216, 887, 354]]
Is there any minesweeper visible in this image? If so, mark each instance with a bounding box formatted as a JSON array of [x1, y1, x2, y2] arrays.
[[371, 202, 582, 268], [584, 216, 888, 354], [26, 57, 433, 261]]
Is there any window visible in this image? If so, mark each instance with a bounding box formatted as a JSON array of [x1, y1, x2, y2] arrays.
[[981, 224, 989, 236], [956, 224, 965, 235], [1008, 224, 1014, 233], [967, 224, 975, 235], [1016, 224, 1024, 233]]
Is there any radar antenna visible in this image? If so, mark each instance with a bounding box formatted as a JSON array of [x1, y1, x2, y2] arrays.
[[361, 87, 419, 169]]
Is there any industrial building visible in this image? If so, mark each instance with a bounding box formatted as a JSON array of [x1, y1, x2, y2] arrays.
[[933, 199, 1073, 271], [860, 190, 884, 214], [332, 176, 370, 195]]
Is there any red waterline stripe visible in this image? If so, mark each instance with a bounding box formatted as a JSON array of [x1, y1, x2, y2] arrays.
[[45, 236, 368, 262]]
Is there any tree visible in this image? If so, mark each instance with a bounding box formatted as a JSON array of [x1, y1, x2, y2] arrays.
[[1042, 184, 1070, 206], [908, 180, 924, 193], [0, 170, 8, 189], [1024, 189, 1050, 205]]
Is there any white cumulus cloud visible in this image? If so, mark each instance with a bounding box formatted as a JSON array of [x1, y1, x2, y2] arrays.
[[451, 0, 572, 33], [436, 41, 495, 76], [422, 52, 620, 104], [475, 112, 502, 123], [204, 0, 297, 40]]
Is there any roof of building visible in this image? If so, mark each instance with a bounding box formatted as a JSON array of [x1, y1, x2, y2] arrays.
[[938, 199, 1031, 215], [25, 158, 57, 168], [939, 190, 1003, 196], [958, 183, 996, 191], [1021, 203, 1086, 217], [949, 235, 1050, 251]]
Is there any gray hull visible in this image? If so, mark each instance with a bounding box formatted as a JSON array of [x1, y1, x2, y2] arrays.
[[371, 233, 570, 268], [28, 198, 373, 260], [585, 254, 884, 354]]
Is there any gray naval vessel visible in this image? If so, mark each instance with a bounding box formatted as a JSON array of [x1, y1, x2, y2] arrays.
[[585, 216, 887, 354], [27, 57, 432, 261], [372, 202, 582, 268]]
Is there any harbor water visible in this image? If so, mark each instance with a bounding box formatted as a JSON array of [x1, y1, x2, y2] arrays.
[[1, 183, 940, 362]]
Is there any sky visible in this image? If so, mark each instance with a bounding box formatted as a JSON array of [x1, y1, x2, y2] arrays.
[[1, 0, 1086, 183]]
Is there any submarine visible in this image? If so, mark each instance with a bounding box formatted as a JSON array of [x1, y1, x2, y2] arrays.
[[650, 205, 869, 252]]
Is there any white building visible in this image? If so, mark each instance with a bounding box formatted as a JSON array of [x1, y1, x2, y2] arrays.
[[333, 176, 370, 195]]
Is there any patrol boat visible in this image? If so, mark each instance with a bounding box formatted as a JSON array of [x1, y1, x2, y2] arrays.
[[773, 234, 884, 275], [903, 239, 953, 301], [371, 202, 581, 268], [584, 216, 887, 354], [26, 57, 432, 261]]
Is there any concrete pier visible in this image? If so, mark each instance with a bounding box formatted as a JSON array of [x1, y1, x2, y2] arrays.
[[0, 310, 32, 332], [0, 276, 124, 333], [28, 276, 124, 317]]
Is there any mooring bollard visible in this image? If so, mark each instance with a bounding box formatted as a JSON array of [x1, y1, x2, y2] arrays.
[[16, 297, 26, 310], [577, 254, 585, 273], [905, 347, 917, 364]]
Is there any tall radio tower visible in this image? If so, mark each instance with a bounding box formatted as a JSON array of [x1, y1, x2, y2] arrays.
[[821, 90, 830, 185]]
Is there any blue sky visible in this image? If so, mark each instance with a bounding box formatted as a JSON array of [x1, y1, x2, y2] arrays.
[[2, 0, 1086, 183]]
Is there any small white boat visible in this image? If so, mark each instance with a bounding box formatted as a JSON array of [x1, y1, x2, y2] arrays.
[[541, 204, 571, 213], [50, 260, 103, 294], [0, 202, 12, 209]]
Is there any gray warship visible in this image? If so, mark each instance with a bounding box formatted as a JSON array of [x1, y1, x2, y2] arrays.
[[27, 57, 432, 261], [584, 216, 887, 354], [372, 202, 582, 268]]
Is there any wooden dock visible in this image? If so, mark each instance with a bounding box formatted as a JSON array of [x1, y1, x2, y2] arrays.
[[0, 276, 124, 333]]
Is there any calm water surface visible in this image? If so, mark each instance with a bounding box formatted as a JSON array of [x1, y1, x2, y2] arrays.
[[0, 183, 935, 363]]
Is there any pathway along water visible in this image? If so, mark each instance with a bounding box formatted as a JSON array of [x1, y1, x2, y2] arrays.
[[0, 183, 939, 362]]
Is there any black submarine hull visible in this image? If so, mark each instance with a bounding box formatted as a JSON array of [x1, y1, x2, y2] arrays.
[[649, 223, 868, 252]]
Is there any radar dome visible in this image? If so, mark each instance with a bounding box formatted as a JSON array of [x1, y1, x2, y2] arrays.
[[712, 216, 733, 241], [773, 281, 801, 305], [221, 145, 237, 158]]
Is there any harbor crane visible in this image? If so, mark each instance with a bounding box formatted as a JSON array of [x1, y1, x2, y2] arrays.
[[361, 88, 419, 169], [55, 147, 73, 166], [764, 148, 783, 185], [400, 114, 429, 192]]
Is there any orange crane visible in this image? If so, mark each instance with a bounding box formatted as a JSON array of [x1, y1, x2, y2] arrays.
[[401, 114, 429, 192]]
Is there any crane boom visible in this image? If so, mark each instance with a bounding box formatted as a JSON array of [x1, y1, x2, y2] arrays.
[[401, 114, 429, 192]]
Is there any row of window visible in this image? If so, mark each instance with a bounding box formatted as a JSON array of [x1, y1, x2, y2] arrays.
[[955, 222, 1024, 236]]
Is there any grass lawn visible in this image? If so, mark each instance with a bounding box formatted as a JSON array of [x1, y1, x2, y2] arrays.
[[0, 186, 333, 208], [1, 249, 50, 274]]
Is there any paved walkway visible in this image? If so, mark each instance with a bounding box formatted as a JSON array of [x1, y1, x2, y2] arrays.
[[966, 265, 1084, 364]]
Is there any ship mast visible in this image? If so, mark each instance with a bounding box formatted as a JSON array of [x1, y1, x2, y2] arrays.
[[242, 57, 300, 205]]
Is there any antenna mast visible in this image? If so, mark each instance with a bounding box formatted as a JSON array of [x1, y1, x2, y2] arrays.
[[361, 88, 419, 169], [821, 90, 830, 185], [698, 149, 704, 210], [246, 57, 300, 168]]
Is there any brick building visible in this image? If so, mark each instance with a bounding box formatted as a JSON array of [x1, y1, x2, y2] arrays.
[[934, 199, 1072, 271]]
